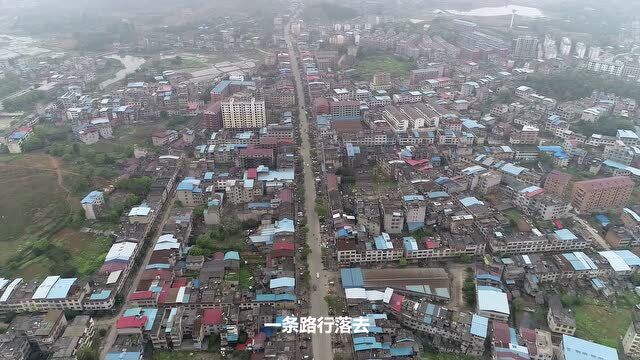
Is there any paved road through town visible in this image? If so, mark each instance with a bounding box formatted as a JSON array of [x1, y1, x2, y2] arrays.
[[285, 24, 333, 360], [100, 194, 177, 359]]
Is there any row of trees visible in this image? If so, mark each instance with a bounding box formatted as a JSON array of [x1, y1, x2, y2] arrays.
[[2, 90, 46, 112], [525, 71, 640, 102], [570, 117, 635, 137]]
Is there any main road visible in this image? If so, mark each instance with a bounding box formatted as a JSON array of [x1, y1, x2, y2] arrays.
[[285, 24, 333, 360]]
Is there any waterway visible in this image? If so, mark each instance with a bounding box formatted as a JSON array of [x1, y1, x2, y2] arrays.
[[99, 55, 146, 90]]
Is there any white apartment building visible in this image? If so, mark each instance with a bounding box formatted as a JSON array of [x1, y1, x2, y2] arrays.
[[221, 97, 266, 129]]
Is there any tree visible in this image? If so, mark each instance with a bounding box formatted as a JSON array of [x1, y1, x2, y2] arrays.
[[196, 235, 215, 251], [189, 246, 210, 256], [222, 218, 241, 236], [241, 218, 259, 230], [462, 275, 476, 306], [30, 238, 50, 255], [76, 346, 99, 360], [115, 176, 152, 196], [496, 88, 513, 104], [398, 257, 408, 267]]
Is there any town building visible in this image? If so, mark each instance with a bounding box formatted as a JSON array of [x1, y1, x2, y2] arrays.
[[81, 190, 104, 220], [221, 96, 266, 129], [570, 176, 635, 213], [547, 296, 576, 335]]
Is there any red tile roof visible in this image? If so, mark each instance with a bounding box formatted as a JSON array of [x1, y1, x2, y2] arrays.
[[246, 168, 258, 179], [128, 291, 154, 300], [389, 293, 404, 312], [100, 261, 128, 274], [116, 315, 147, 329], [425, 239, 440, 249], [492, 321, 510, 347], [202, 308, 224, 325], [272, 242, 295, 251], [239, 146, 273, 158], [172, 277, 187, 288], [141, 269, 172, 281], [157, 284, 171, 304], [405, 159, 429, 166], [278, 188, 293, 203]]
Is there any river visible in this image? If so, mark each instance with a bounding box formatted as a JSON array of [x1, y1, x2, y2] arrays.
[[99, 55, 146, 90]]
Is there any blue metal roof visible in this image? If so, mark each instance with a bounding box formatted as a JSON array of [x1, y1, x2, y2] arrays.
[[81, 191, 103, 204], [46, 278, 77, 299], [428, 191, 449, 199], [555, 229, 578, 241], [562, 335, 618, 360], [500, 163, 526, 175], [374, 234, 393, 250], [470, 314, 488, 338], [614, 250, 640, 266], [403, 237, 418, 251], [460, 197, 483, 207], [538, 145, 569, 160], [146, 264, 171, 270], [89, 290, 111, 301], [269, 277, 295, 289], [602, 159, 640, 177], [403, 195, 425, 202], [123, 308, 158, 331], [247, 202, 272, 209], [595, 214, 610, 227], [211, 80, 231, 93], [341, 268, 364, 288], [224, 251, 240, 261], [255, 293, 296, 302], [106, 352, 141, 360], [345, 143, 361, 157], [477, 273, 501, 282]]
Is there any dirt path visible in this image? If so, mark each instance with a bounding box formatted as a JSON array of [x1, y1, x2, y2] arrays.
[[447, 263, 472, 311], [48, 155, 69, 193]]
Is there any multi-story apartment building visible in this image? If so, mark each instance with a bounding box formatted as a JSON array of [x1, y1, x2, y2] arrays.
[[603, 140, 636, 165], [623, 319, 640, 358], [330, 100, 361, 119], [403, 233, 486, 260], [509, 125, 539, 145], [513, 35, 539, 59], [489, 229, 589, 255], [543, 170, 572, 197], [571, 176, 635, 213], [0, 277, 90, 312], [587, 59, 625, 77], [81, 190, 104, 220], [221, 96, 266, 129], [176, 178, 205, 207], [402, 195, 426, 231], [547, 296, 576, 335], [225, 180, 263, 205], [381, 200, 404, 234]]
